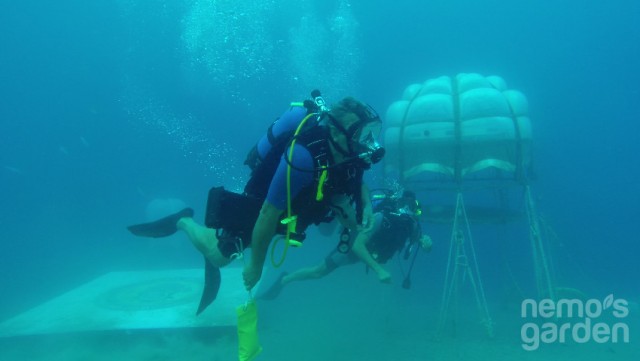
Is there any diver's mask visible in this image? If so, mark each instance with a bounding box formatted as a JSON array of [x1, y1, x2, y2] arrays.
[[352, 125, 385, 166], [329, 104, 386, 168], [398, 197, 422, 217]]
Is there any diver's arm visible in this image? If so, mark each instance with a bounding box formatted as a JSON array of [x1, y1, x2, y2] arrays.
[[352, 236, 390, 283], [351, 212, 391, 283], [359, 183, 375, 231], [411, 218, 432, 252], [353, 183, 389, 281], [243, 201, 283, 290]]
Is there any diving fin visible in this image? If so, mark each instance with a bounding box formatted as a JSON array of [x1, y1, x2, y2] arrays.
[[196, 256, 221, 315], [127, 208, 194, 238]]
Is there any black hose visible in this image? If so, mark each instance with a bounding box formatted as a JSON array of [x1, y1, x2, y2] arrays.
[[402, 245, 420, 289]]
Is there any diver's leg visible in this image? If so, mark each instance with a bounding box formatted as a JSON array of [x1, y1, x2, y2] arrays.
[[177, 217, 232, 268], [282, 262, 331, 285], [282, 247, 357, 286], [177, 217, 235, 314], [259, 261, 332, 300]]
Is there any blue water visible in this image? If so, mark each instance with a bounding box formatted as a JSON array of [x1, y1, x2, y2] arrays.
[[0, 0, 638, 359]]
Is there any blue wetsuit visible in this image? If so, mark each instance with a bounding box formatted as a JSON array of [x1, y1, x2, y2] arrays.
[[255, 106, 307, 158], [218, 105, 364, 258], [266, 144, 314, 210], [255, 106, 316, 210]]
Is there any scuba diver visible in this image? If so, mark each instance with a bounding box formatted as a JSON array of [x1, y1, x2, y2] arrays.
[[127, 91, 386, 314], [258, 190, 432, 300]]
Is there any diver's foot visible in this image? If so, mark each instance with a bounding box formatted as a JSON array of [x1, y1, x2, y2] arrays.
[[127, 208, 194, 238], [258, 272, 288, 300], [177, 217, 231, 268]]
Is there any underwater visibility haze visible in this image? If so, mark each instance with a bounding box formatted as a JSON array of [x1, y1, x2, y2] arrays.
[[0, 0, 638, 360]]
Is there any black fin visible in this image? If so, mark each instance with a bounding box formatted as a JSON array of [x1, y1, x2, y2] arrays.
[[127, 208, 194, 238], [196, 256, 221, 315], [258, 272, 287, 300]]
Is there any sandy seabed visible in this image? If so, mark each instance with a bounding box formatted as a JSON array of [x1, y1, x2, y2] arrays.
[[1, 269, 637, 361], [0, 304, 637, 361]]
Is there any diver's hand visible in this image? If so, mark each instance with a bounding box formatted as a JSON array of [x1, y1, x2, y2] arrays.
[[359, 205, 375, 233], [243, 262, 263, 291], [419, 235, 433, 252], [376, 268, 392, 283]]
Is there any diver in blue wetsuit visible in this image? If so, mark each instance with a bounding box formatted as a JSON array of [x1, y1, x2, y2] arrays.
[[128, 92, 385, 313], [241, 95, 385, 291]]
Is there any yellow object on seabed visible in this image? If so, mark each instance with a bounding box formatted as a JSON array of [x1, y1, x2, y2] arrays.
[[237, 298, 263, 361]]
